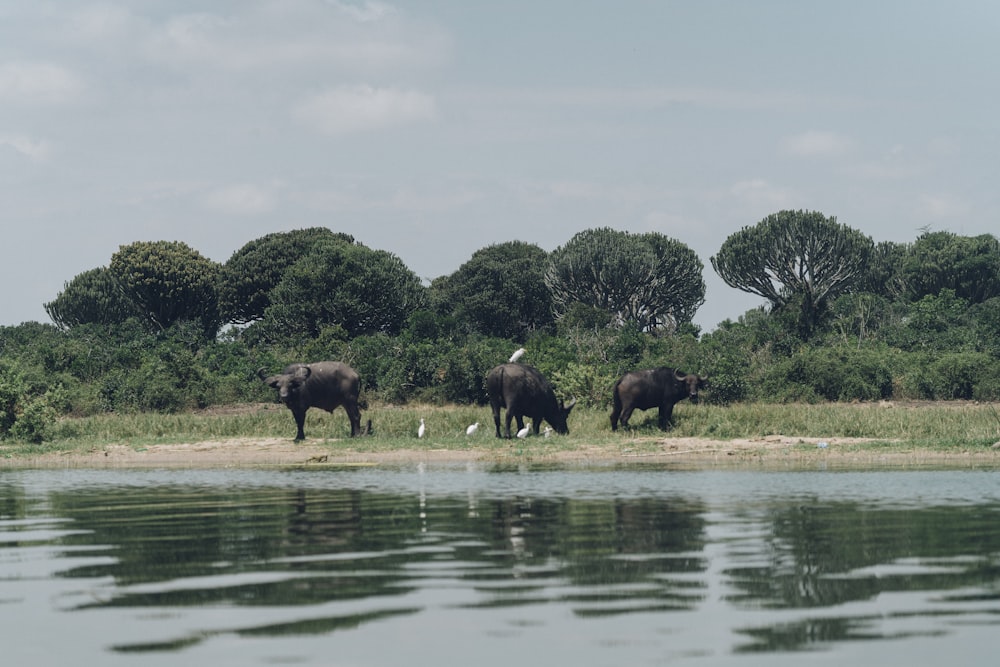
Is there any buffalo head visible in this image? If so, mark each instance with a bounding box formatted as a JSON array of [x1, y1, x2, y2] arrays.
[[549, 397, 577, 435], [258, 365, 311, 405], [674, 369, 707, 403]]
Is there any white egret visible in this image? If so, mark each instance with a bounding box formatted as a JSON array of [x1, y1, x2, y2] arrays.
[[509, 347, 526, 363], [466, 422, 479, 436], [418, 418, 425, 438], [516, 425, 530, 439], [542, 426, 553, 438]]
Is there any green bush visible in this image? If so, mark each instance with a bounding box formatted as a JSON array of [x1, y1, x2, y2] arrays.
[[761, 345, 894, 402], [8, 396, 57, 443], [550, 362, 615, 408], [902, 352, 1000, 400]]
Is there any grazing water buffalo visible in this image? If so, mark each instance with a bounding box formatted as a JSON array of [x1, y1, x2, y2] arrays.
[[487, 363, 576, 438], [259, 361, 367, 440], [610, 367, 707, 431]]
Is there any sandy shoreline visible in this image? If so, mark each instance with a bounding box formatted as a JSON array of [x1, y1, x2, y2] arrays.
[[5, 434, 999, 469]]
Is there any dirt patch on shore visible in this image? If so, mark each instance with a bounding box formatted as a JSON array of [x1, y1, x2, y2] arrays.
[[6, 433, 999, 469]]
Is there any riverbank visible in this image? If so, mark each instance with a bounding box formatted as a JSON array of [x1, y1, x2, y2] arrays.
[[4, 401, 1000, 469], [6, 433, 999, 469]]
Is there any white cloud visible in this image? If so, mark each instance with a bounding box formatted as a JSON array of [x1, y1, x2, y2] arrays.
[[203, 184, 276, 216], [730, 179, 794, 211], [143, 2, 448, 73], [0, 134, 51, 162], [916, 193, 969, 220], [782, 130, 854, 158], [327, 0, 398, 23], [293, 85, 435, 135], [68, 5, 138, 41], [0, 61, 84, 104]]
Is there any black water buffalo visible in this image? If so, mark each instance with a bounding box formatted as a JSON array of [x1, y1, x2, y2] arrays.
[[259, 361, 366, 440], [487, 363, 576, 438], [610, 367, 707, 431]]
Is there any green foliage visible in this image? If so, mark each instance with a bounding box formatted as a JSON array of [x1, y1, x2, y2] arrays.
[[0, 359, 59, 443], [263, 239, 426, 340], [218, 228, 354, 325], [109, 240, 222, 338], [862, 241, 909, 298], [546, 227, 705, 333], [898, 352, 1000, 400], [901, 231, 1000, 303], [760, 345, 895, 403], [431, 241, 554, 339], [711, 210, 874, 337], [881, 290, 979, 352], [44, 267, 137, 329], [550, 363, 615, 408]]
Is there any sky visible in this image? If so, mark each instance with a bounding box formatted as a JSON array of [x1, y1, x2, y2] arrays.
[[2, 1, 999, 332]]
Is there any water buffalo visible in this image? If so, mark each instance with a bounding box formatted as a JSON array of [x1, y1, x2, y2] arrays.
[[610, 367, 707, 431], [258, 361, 367, 440], [487, 363, 576, 438]]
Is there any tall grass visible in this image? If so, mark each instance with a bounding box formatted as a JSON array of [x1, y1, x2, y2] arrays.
[[11, 400, 1000, 456]]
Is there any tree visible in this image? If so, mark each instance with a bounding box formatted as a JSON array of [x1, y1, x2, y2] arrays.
[[711, 210, 873, 337], [44, 267, 137, 329], [108, 241, 221, 337], [545, 228, 705, 333], [900, 231, 1000, 304], [430, 241, 554, 339], [263, 239, 426, 339], [218, 228, 355, 325]]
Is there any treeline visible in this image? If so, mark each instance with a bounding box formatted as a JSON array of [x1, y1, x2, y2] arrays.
[[3, 211, 1000, 442]]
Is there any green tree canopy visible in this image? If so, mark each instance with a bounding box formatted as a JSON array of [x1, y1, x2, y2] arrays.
[[900, 231, 1000, 304], [545, 228, 705, 333], [108, 240, 221, 337], [430, 241, 554, 339], [711, 210, 874, 336], [44, 267, 137, 329], [263, 239, 426, 339], [218, 228, 355, 325]]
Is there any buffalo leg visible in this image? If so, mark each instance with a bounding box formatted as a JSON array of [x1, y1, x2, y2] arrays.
[[492, 404, 503, 438], [658, 403, 675, 431], [504, 412, 518, 439], [610, 406, 621, 431], [619, 406, 635, 429], [292, 408, 307, 441], [344, 403, 363, 437]]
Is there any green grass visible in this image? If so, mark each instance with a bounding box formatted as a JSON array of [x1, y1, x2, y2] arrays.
[[4, 400, 1000, 460]]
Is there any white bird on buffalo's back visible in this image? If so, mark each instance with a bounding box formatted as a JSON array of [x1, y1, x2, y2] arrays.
[[418, 419, 425, 438], [466, 422, 479, 436], [509, 347, 526, 363], [516, 425, 530, 439]]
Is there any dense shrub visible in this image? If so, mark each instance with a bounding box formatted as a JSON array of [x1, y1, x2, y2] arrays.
[[898, 352, 1000, 400], [760, 345, 895, 402]]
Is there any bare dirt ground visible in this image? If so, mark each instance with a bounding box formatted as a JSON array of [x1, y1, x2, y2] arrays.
[[7, 434, 999, 469]]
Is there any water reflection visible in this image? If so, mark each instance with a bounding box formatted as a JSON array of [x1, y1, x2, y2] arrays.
[[2, 466, 1000, 665]]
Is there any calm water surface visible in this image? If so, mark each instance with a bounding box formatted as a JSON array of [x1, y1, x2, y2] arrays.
[[2, 464, 1000, 666]]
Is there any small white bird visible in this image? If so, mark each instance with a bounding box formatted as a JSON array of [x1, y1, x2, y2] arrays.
[[509, 347, 526, 363], [516, 425, 530, 439], [418, 418, 426, 438], [466, 422, 479, 436], [542, 426, 553, 438]]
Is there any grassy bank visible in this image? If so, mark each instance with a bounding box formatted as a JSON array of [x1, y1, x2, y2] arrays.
[[4, 400, 1000, 460]]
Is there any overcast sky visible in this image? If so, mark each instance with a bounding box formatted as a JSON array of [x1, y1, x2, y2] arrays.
[[2, 1, 998, 332]]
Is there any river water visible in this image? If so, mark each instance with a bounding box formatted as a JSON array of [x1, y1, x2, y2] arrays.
[[2, 463, 1000, 666]]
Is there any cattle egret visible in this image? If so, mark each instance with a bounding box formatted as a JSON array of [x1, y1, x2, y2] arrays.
[[509, 347, 526, 363], [516, 425, 530, 439], [542, 426, 553, 438], [466, 422, 479, 436], [418, 418, 425, 438]]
